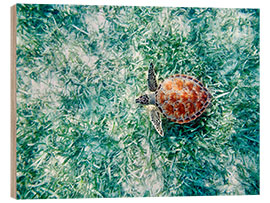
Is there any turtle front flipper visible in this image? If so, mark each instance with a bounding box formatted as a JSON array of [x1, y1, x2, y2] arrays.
[[150, 108, 164, 136], [148, 63, 158, 92]]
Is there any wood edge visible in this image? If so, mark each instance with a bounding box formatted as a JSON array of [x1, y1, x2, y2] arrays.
[[11, 4, 17, 199]]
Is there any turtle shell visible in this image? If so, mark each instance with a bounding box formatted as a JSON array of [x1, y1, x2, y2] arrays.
[[155, 74, 211, 124]]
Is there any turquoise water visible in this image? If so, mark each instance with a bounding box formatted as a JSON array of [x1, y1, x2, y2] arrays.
[[16, 4, 259, 198]]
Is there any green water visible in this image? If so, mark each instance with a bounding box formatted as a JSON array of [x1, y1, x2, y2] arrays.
[[16, 4, 259, 198]]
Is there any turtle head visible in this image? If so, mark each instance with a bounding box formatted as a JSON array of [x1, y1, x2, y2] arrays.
[[136, 94, 150, 105]]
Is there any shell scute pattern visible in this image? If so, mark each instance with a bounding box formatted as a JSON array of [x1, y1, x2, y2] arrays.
[[155, 74, 211, 124]]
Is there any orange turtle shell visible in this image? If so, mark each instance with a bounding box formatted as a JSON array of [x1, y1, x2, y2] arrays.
[[155, 74, 211, 124]]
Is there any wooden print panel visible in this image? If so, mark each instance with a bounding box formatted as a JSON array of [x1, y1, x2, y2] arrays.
[[10, 4, 17, 199], [11, 4, 260, 199]]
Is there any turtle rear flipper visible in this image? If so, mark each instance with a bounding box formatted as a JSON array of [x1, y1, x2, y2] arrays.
[[150, 108, 164, 136], [148, 63, 158, 92]]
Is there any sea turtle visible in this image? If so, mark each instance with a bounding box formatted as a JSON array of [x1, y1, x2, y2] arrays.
[[136, 63, 211, 136]]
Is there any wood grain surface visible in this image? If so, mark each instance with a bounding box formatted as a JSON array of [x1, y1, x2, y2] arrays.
[[10, 4, 16, 199]]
